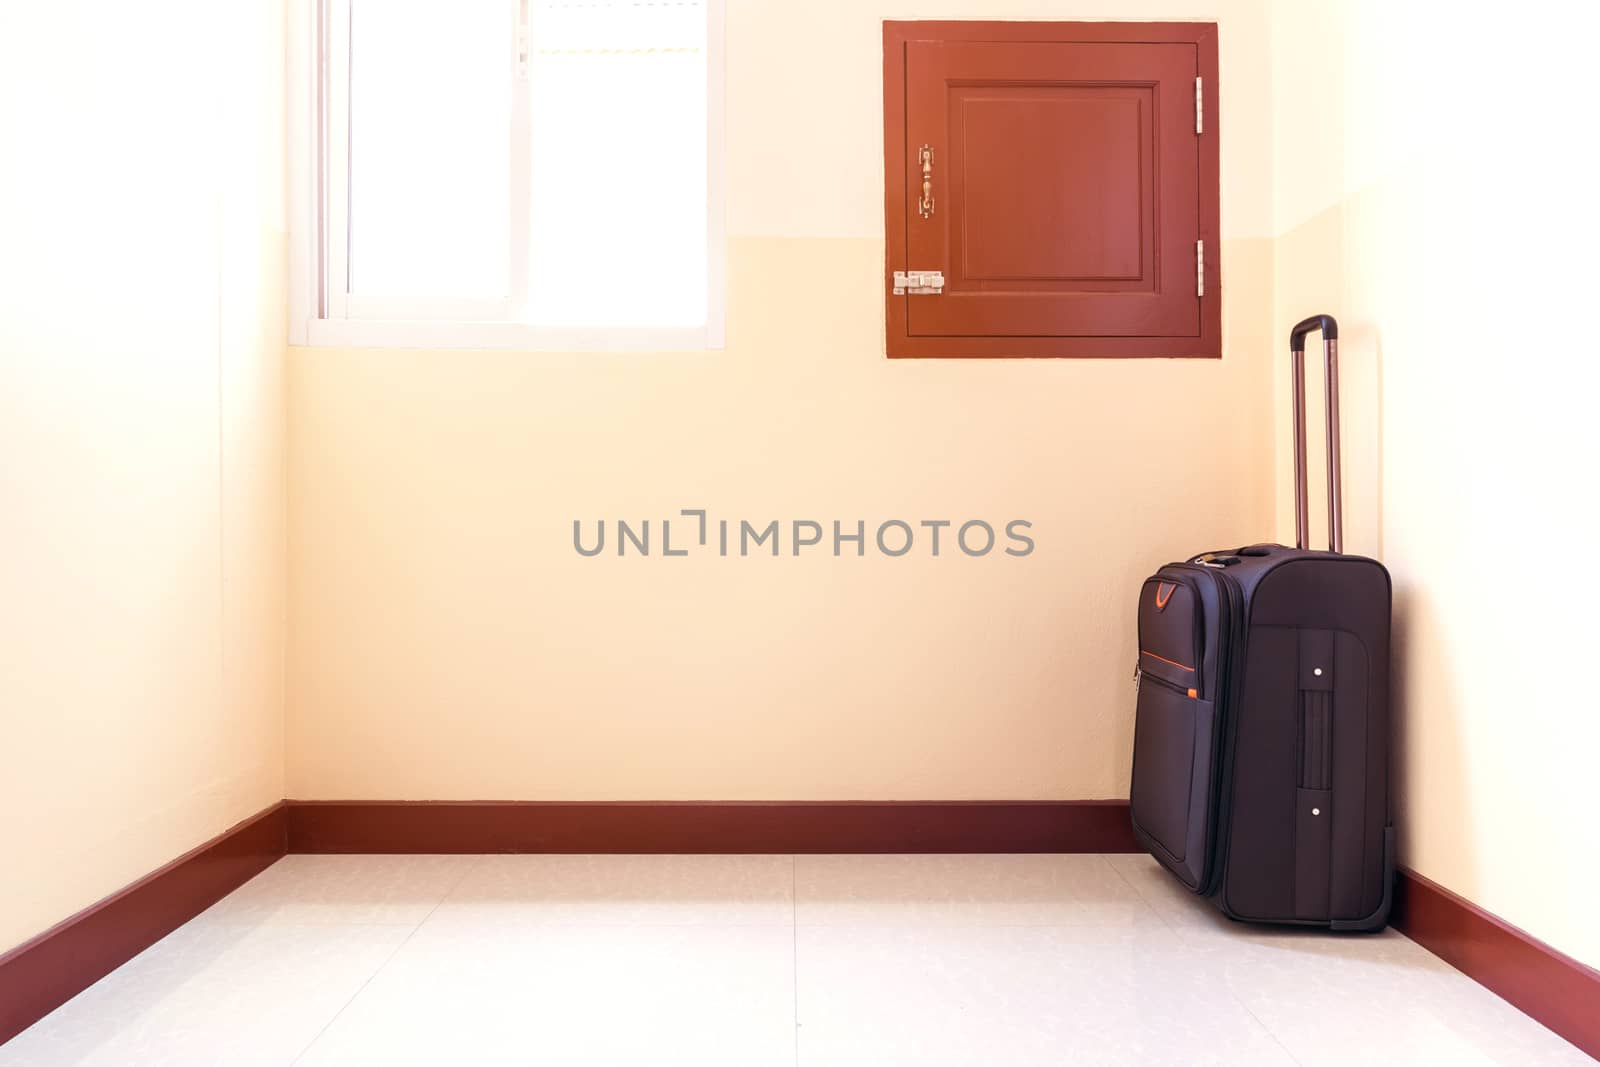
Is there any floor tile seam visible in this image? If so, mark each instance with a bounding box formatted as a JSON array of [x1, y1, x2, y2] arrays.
[[791, 855, 801, 1067], [1216, 980, 1309, 1067], [286, 858, 483, 1064]]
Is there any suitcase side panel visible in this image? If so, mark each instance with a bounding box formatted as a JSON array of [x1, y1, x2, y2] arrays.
[[1218, 556, 1392, 925]]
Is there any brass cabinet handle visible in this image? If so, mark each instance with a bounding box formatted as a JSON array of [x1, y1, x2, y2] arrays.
[[918, 145, 934, 218]]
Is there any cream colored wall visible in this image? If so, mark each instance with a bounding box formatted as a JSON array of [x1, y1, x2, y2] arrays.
[[8, 0, 1588, 976], [286, 0, 1278, 801], [0, 0, 286, 954], [1271, 3, 1600, 967]]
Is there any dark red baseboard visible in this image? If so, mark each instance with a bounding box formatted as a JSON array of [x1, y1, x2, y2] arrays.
[[0, 802, 287, 1046], [10, 802, 1597, 1063], [286, 800, 1141, 854], [1393, 867, 1600, 1060]]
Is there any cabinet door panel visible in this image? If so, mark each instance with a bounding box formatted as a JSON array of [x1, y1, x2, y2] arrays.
[[904, 41, 1197, 338], [884, 23, 1218, 357]]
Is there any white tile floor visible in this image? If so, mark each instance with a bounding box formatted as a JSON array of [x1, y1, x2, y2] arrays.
[[1, 854, 1589, 1066]]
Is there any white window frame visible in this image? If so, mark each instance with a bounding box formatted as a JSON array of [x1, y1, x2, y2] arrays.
[[286, 0, 726, 351]]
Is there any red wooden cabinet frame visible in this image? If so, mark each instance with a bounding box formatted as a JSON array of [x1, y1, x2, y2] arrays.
[[883, 21, 1221, 358]]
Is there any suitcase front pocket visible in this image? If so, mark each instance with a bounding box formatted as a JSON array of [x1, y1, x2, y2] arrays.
[[1138, 576, 1204, 695], [1130, 679, 1217, 889]]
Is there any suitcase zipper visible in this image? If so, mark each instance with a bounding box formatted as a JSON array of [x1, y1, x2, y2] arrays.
[[1204, 568, 1247, 900], [1165, 561, 1245, 899], [1134, 665, 1197, 699]]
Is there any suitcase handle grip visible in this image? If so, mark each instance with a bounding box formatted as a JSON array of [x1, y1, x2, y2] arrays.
[[1289, 314, 1338, 351], [1289, 315, 1342, 553]]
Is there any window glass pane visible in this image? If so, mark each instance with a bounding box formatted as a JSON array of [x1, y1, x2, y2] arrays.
[[526, 1, 707, 327], [348, 0, 512, 299]]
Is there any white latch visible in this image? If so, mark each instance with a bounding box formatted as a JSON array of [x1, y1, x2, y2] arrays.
[[893, 270, 945, 295]]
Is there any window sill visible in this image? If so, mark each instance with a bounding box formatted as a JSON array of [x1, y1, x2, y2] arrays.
[[296, 319, 725, 352]]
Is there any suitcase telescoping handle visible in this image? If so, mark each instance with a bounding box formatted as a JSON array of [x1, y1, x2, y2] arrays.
[[1289, 314, 1342, 553]]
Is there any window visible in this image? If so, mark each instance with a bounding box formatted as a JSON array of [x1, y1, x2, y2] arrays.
[[296, 0, 724, 349], [883, 21, 1219, 358]]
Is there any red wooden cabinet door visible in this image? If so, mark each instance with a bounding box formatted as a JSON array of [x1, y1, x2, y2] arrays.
[[885, 22, 1220, 358]]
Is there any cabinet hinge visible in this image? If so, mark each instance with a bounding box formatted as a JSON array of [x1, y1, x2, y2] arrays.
[[1196, 240, 1204, 298], [893, 270, 945, 295], [1195, 76, 1203, 135]]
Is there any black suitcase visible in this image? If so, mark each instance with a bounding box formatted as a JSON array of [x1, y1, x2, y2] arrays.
[[1129, 315, 1394, 931]]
